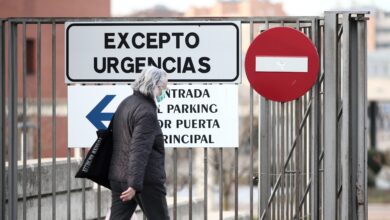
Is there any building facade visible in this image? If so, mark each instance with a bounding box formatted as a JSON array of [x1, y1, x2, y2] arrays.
[[1, 0, 110, 158], [185, 0, 285, 17]]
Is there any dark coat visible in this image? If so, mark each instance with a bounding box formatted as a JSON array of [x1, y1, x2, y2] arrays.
[[108, 91, 166, 192]]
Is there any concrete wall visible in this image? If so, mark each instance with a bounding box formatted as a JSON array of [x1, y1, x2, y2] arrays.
[[4, 158, 110, 219], [4, 159, 213, 220]]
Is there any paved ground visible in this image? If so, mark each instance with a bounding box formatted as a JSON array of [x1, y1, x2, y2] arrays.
[[369, 203, 390, 220]]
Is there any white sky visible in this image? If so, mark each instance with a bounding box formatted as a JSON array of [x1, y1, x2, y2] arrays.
[[111, 0, 390, 16]]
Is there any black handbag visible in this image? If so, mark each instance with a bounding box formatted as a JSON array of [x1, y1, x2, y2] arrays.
[[75, 117, 114, 189]]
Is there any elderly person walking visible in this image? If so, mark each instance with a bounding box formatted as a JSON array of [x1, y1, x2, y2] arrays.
[[108, 66, 170, 220]]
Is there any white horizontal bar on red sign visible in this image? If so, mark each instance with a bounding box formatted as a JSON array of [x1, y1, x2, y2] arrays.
[[255, 56, 308, 73]]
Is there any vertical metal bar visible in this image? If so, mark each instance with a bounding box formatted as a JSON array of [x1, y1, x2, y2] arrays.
[[286, 102, 290, 220], [356, 14, 368, 220], [324, 12, 338, 220], [277, 103, 281, 220], [302, 40, 306, 220], [336, 16, 343, 220], [259, 19, 270, 220], [303, 96, 307, 218], [280, 103, 283, 219], [302, 27, 310, 218], [278, 103, 281, 220], [349, 14, 358, 217], [219, 148, 223, 220], [307, 23, 316, 220], [290, 102, 294, 220], [173, 148, 177, 220], [294, 20, 301, 220], [320, 23, 325, 220], [307, 79, 310, 217], [271, 102, 275, 220], [97, 185, 101, 219], [8, 20, 18, 220], [311, 18, 320, 220], [307, 94, 311, 216], [275, 103, 278, 220], [37, 22, 42, 220], [259, 96, 269, 220], [341, 13, 353, 220], [82, 148, 86, 220], [0, 18, 5, 220], [52, 21, 57, 220], [81, 148, 86, 220], [0, 19, 3, 220], [204, 148, 208, 220], [189, 148, 193, 220], [249, 18, 254, 220], [275, 102, 279, 220], [234, 147, 238, 220], [273, 102, 280, 219], [303, 95, 307, 218], [67, 148, 71, 220], [342, 13, 368, 220], [295, 99, 301, 219], [308, 95, 312, 219], [280, 103, 285, 220], [22, 21, 27, 220]]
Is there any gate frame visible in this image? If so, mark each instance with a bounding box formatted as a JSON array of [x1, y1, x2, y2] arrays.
[[1, 12, 369, 220], [0, 18, 6, 220]]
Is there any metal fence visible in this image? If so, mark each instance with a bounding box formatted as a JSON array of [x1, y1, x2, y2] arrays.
[[258, 12, 368, 220], [0, 11, 368, 220]]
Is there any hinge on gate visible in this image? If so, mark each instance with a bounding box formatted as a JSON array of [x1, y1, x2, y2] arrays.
[[351, 14, 369, 21], [356, 183, 365, 205]]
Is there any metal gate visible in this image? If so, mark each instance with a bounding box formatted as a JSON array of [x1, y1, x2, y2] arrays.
[[0, 11, 368, 220]]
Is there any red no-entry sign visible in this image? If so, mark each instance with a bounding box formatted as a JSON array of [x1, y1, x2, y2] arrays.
[[245, 27, 319, 102]]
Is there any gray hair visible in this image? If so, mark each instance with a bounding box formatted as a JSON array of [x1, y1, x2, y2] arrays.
[[132, 66, 168, 97]]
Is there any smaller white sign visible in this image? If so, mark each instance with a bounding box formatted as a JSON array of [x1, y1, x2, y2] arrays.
[[68, 85, 238, 148], [255, 56, 308, 72], [158, 85, 238, 147]]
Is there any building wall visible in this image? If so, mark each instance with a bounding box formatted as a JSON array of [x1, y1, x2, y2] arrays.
[[375, 10, 390, 49], [365, 9, 390, 51], [368, 14, 377, 52], [0, 0, 109, 17], [1, 0, 110, 158], [185, 0, 285, 17]]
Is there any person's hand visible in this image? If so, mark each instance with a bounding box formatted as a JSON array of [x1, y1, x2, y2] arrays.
[[120, 186, 136, 202]]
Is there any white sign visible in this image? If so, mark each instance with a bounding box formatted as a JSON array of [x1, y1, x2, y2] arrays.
[[68, 85, 239, 148], [255, 56, 308, 72], [158, 85, 238, 147], [65, 21, 241, 83]]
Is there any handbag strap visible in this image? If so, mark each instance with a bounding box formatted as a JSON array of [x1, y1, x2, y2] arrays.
[[107, 114, 114, 131]]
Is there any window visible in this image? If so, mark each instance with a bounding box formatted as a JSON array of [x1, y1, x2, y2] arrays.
[[27, 39, 35, 75]]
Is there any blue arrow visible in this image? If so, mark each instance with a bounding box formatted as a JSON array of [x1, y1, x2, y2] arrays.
[[86, 95, 115, 130]]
